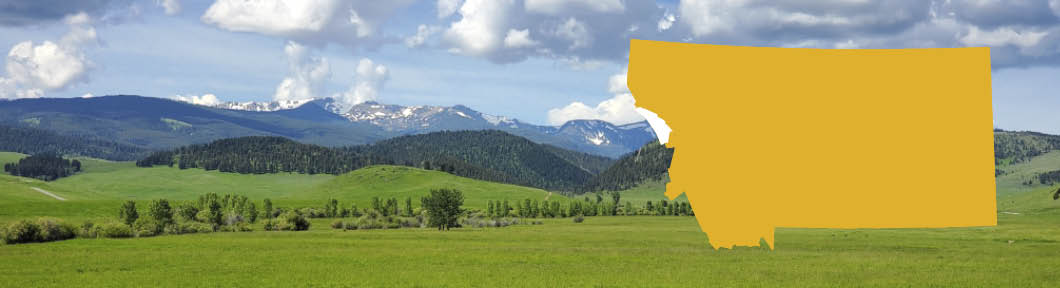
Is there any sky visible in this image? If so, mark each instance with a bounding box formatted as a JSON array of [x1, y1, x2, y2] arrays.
[[0, 0, 1059, 132]]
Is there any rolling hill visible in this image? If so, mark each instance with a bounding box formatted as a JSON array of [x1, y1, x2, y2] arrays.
[[0, 152, 565, 222]]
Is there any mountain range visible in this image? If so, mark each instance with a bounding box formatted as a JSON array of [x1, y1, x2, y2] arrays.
[[0, 95, 656, 158]]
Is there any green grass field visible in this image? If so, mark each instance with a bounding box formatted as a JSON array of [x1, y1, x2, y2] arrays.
[[1, 152, 1059, 287]]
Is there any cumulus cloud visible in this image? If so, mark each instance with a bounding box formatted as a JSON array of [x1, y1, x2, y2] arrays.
[[201, 0, 416, 49], [438, 0, 463, 19], [0, 12, 97, 99], [172, 93, 222, 106], [156, 0, 181, 15], [335, 58, 389, 106], [547, 69, 643, 125], [273, 41, 331, 102], [438, 0, 666, 64], [657, 12, 675, 31], [405, 24, 441, 48], [504, 28, 539, 48]]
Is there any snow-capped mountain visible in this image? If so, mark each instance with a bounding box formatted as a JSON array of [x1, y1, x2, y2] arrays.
[[208, 98, 345, 114], [341, 101, 656, 157], [201, 97, 656, 157]]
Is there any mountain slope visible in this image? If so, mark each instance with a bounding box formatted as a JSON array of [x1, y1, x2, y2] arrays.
[[0, 124, 148, 161], [0, 95, 384, 150], [580, 141, 674, 193], [355, 130, 601, 191], [341, 101, 657, 158]]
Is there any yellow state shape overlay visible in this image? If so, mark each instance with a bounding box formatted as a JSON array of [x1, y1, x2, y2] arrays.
[[627, 39, 996, 250]]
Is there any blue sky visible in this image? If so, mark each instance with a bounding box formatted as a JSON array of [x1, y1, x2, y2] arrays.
[[1, 0, 1059, 131]]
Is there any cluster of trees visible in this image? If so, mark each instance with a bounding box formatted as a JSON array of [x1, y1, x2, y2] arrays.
[[1037, 170, 1060, 186], [3, 153, 81, 181], [0, 124, 147, 161], [136, 136, 386, 174], [577, 141, 673, 193], [485, 193, 694, 218]]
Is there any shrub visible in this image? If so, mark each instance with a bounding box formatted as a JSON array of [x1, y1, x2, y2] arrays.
[[343, 221, 358, 230], [36, 218, 76, 242], [330, 219, 344, 229], [133, 218, 164, 237], [99, 222, 134, 238], [79, 221, 98, 238], [218, 223, 253, 232], [168, 222, 215, 234], [573, 215, 585, 223], [3, 220, 41, 244], [265, 212, 310, 231]]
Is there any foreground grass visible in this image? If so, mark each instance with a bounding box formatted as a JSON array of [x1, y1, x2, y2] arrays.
[[0, 215, 1057, 287]]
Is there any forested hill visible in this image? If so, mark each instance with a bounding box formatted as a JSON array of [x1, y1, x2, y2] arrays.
[[353, 130, 608, 191], [137, 130, 615, 192], [0, 124, 148, 161], [578, 141, 674, 193], [994, 130, 1060, 165]]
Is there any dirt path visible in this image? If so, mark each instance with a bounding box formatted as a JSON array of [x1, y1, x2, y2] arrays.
[[545, 191, 552, 201], [30, 187, 66, 201]]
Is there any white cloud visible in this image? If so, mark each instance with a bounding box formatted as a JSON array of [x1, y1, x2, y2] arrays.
[[335, 58, 389, 106], [157, 0, 182, 15], [172, 93, 222, 106], [201, 0, 415, 48], [438, 0, 463, 19], [657, 12, 675, 31], [960, 26, 1048, 48], [202, 0, 339, 36], [0, 12, 96, 99], [443, 0, 515, 57], [273, 41, 331, 102], [524, 0, 625, 15], [405, 24, 441, 48], [547, 93, 643, 125], [437, 0, 662, 64], [504, 29, 539, 48], [547, 69, 642, 125]]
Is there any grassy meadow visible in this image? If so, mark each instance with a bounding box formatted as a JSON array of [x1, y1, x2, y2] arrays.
[[0, 152, 1058, 287]]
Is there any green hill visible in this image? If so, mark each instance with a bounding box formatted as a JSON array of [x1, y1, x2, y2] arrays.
[[311, 165, 565, 209], [0, 152, 567, 222]]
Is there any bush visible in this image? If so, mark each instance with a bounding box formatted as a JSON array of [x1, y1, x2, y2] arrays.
[[133, 218, 163, 237], [79, 221, 98, 238], [36, 218, 76, 242], [343, 221, 358, 230], [264, 212, 310, 231], [165, 222, 214, 234], [573, 215, 585, 223], [3, 220, 41, 244], [218, 223, 253, 232], [330, 219, 344, 229], [99, 222, 134, 238]]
